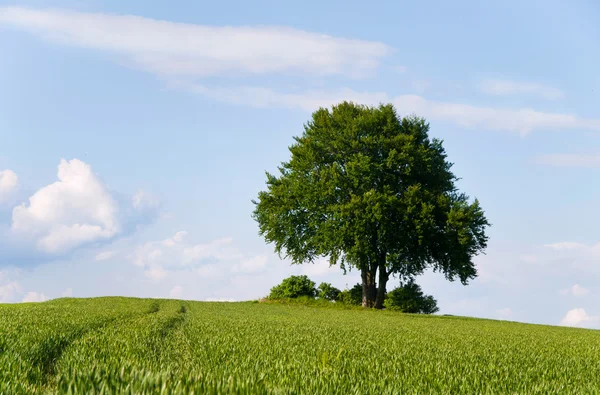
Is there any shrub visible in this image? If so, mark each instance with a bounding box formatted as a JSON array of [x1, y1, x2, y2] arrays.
[[338, 283, 363, 306], [268, 275, 317, 299], [384, 281, 439, 314], [317, 283, 341, 301]]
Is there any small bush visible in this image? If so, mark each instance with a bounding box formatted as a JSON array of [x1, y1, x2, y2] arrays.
[[268, 275, 317, 299], [338, 283, 363, 306], [317, 283, 341, 301], [384, 281, 439, 314]]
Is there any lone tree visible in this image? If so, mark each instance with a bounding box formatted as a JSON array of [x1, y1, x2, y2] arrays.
[[253, 102, 489, 308]]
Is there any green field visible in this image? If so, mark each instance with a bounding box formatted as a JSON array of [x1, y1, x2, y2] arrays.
[[1, 297, 600, 394]]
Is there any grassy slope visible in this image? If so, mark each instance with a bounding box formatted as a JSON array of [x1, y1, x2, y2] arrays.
[[1, 297, 599, 394]]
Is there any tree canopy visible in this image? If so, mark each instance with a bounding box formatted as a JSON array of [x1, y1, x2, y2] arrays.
[[253, 101, 490, 308]]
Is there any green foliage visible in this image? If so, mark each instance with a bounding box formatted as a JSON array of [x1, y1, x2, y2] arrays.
[[384, 281, 440, 314], [259, 296, 362, 310], [253, 101, 490, 307], [268, 275, 317, 299], [317, 282, 341, 301], [338, 283, 363, 305], [2, 297, 600, 393]]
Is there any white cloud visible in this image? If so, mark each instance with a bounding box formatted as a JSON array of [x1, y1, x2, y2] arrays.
[[184, 85, 600, 135], [0, 281, 22, 302], [559, 284, 590, 297], [182, 237, 243, 263], [95, 250, 116, 261], [509, 240, 600, 280], [560, 308, 600, 328], [0, 7, 390, 79], [571, 284, 590, 297], [392, 95, 598, 135], [231, 255, 268, 274], [130, 231, 268, 280], [395, 65, 408, 73], [470, 241, 571, 289], [8, 159, 157, 257], [183, 84, 389, 113], [0, 169, 18, 204], [132, 189, 160, 211], [11, 159, 120, 254], [534, 154, 600, 168], [543, 242, 589, 251], [22, 291, 48, 303], [479, 79, 564, 100], [169, 285, 183, 299], [162, 231, 187, 247], [495, 307, 513, 320], [538, 242, 600, 273], [61, 287, 73, 297], [1, 6, 595, 136], [2, 7, 597, 137]]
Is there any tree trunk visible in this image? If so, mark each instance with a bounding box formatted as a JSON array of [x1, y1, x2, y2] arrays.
[[361, 267, 377, 308], [374, 260, 388, 309]]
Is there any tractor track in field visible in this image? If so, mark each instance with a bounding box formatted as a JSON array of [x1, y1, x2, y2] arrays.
[[30, 302, 181, 389]]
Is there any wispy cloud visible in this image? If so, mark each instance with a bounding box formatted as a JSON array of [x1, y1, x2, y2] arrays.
[[0, 6, 390, 79], [543, 242, 589, 251], [180, 84, 389, 112], [128, 230, 270, 280], [3, 7, 598, 137], [533, 154, 600, 168], [559, 284, 590, 297], [183, 84, 600, 135], [479, 79, 565, 100], [537, 241, 600, 275], [391, 95, 594, 135], [231, 255, 269, 274]]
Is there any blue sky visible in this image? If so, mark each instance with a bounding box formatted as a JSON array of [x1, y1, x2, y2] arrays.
[[1, 0, 600, 328]]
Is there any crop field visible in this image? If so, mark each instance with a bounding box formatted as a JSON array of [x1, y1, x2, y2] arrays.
[[1, 298, 600, 394]]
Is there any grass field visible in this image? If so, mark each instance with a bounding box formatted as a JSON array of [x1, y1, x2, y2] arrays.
[[1, 297, 600, 394]]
